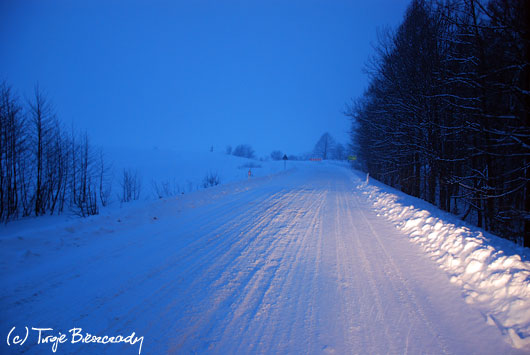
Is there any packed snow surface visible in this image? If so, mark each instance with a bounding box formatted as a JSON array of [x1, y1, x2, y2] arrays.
[[1, 163, 528, 354], [356, 171, 530, 350]]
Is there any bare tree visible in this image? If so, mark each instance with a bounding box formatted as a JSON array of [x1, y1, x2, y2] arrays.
[[120, 168, 141, 203], [28, 84, 56, 216], [0, 82, 113, 222], [98, 150, 112, 207], [313, 133, 336, 160], [332, 143, 346, 160], [0, 82, 25, 222], [47, 121, 68, 214], [73, 133, 99, 216]]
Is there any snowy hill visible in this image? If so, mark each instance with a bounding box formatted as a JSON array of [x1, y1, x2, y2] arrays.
[[104, 146, 298, 199]]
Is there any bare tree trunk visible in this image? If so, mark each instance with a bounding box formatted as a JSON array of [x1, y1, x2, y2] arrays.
[[522, 0, 530, 247]]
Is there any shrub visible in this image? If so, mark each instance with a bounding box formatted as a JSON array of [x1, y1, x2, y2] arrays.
[[232, 144, 255, 159], [202, 171, 220, 188]]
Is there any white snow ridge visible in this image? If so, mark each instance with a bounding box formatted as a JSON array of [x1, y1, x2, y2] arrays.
[[356, 172, 530, 350]]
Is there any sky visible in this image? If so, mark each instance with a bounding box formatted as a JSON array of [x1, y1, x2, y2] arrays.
[[0, 0, 410, 157]]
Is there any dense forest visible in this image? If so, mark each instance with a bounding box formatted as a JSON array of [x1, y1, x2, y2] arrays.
[[349, 0, 530, 246]]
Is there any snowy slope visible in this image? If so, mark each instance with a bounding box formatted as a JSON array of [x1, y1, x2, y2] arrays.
[[354, 170, 530, 349], [0, 163, 528, 354], [104, 147, 292, 198]]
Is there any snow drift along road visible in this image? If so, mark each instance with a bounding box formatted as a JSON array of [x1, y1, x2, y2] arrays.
[[356, 172, 530, 350], [0, 163, 525, 354]]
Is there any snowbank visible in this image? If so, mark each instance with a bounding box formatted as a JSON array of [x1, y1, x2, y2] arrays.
[[353, 172, 530, 350]]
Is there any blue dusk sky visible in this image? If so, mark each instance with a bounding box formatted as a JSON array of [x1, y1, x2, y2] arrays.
[[0, 0, 410, 157]]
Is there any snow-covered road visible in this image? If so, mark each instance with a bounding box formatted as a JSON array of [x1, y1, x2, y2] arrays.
[[0, 164, 523, 354]]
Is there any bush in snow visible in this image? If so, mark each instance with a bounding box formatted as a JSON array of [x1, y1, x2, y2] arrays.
[[270, 150, 283, 160], [202, 171, 220, 188], [152, 178, 181, 198]]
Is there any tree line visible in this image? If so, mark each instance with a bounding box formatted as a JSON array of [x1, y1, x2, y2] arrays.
[[269, 133, 348, 161], [348, 0, 530, 247], [0, 82, 112, 222]]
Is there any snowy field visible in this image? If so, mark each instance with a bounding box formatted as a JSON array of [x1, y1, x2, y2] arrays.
[[104, 146, 292, 197], [1, 157, 529, 354]]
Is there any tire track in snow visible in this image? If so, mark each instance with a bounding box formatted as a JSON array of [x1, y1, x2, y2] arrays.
[[97, 188, 291, 333], [342, 182, 400, 353], [167, 187, 317, 351], [351, 191, 451, 354], [1, 185, 276, 331], [202, 190, 311, 349], [139, 191, 298, 343], [196, 187, 326, 353], [332, 184, 368, 351], [253, 187, 326, 353], [64, 186, 295, 351]]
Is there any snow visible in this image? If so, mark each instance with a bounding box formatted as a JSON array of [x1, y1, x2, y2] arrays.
[[0, 158, 528, 353], [105, 147, 289, 197], [354, 170, 530, 350]]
